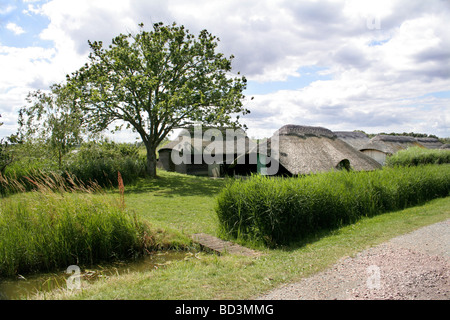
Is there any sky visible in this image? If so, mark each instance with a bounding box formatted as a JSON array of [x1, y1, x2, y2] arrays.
[[0, 0, 449, 142]]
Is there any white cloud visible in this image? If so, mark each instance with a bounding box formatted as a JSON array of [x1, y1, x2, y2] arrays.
[[0, 46, 56, 88], [39, 0, 143, 55], [6, 22, 25, 35], [241, 1, 450, 138], [0, 0, 449, 140], [0, 4, 15, 15], [0, 45, 58, 137], [22, 4, 42, 15]]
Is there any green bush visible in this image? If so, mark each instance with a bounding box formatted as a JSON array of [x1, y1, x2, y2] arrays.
[[3, 141, 59, 181], [215, 165, 450, 246], [2, 141, 146, 193], [386, 147, 450, 167], [0, 188, 154, 277], [64, 141, 146, 187]]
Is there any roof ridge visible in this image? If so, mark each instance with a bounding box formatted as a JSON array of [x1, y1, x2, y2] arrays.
[[276, 124, 335, 138]]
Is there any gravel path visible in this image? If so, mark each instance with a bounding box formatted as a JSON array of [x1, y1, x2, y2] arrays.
[[257, 219, 450, 300]]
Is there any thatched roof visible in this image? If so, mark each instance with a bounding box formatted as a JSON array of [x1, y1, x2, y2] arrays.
[[415, 137, 443, 149], [276, 124, 335, 138], [159, 128, 255, 158], [334, 131, 370, 150], [259, 125, 381, 175], [360, 135, 424, 154]]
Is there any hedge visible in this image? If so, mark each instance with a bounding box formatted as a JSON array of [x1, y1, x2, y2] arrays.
[[215, 165, 450, 246]]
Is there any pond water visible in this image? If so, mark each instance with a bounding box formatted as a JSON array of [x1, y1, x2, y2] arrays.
[[0, 251, 193, 300]]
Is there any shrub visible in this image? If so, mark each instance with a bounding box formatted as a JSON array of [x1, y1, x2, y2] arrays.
[[215, 165, 450, 246], [64, 141, 146, 187], [3, 141, 59, 181], [2, 141, 146, 193], [386, 147, 450, 167]]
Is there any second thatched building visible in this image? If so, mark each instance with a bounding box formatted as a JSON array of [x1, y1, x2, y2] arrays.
[[359, 135, 425, 165], [256, 125, 381, 175]]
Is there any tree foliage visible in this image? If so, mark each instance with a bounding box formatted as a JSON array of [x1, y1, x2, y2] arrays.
[[67, 22, 249, 177], [18, 84, 84, 168], [355, 130, 440, 140]]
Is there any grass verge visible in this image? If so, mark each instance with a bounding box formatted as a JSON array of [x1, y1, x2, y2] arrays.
[[0, 173, 191, 278], [31, 181, 449, 300]]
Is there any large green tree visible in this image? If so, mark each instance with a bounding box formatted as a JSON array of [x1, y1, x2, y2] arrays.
[[67, 22, 249, 178]]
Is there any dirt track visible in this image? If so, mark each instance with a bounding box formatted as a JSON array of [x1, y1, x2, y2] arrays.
[[257, 219, 450, 300]]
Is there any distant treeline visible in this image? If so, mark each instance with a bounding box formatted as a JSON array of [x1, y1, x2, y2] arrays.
[[354, 130, 449, 143]]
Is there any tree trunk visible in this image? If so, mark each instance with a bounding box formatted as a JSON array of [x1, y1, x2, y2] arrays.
[[145, 142, 158, 178]]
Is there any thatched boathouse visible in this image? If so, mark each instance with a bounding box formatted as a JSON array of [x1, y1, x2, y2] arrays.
[[256, 125, 381, 175], [415, 137, 443, 149], [334, 131, 370, 150], [157, 127, 256, 177]]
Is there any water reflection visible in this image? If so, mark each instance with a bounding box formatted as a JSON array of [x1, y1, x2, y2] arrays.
[[0, 251, 194, 299]]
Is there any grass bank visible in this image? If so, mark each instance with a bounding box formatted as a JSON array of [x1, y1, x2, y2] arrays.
[[15, 172, 444, 300], [34, 195, 450, 300], [3, 167, 448, 299], [0, 174, 190, 278]]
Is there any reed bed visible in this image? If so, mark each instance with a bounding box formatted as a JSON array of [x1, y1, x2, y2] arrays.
[[215, 165, 450, 246], [386, 147, 450, 167], [0, 173, 155, 277], [0, 170, 102, 196]]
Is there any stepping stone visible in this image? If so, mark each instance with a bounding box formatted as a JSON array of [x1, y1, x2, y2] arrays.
[[192, 233, 261, 257]]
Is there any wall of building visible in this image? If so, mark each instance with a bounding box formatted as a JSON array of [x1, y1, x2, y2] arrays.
[[361, 149, 387, 165]]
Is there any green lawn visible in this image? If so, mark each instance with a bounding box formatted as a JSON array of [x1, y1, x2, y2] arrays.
[[123, 172, 226, 236], [33, 169, 450, 300]]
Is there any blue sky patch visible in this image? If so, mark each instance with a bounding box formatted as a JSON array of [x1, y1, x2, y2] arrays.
[[424, 91, 450, 99], [368, 38, 390, 47], [0, 0, 52, 48], [245, 66, 332, 95]]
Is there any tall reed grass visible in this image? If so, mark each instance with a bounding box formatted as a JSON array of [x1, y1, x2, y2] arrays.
[[3, 141, 146, 192], [386, 147, 450, 167], [0, 174, 155, 277], [216, 165, 450, 246], [0, 170, 101, 195]]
